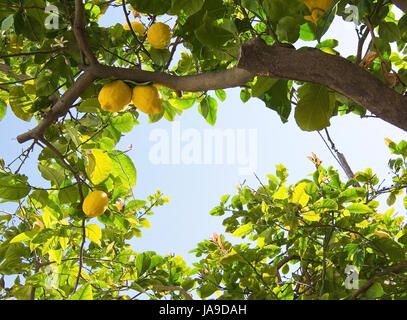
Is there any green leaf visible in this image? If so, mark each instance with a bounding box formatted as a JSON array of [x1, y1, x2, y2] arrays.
[[14, 10, 45, 42], [198, 96, 217, 125], [314, 199, 338, 212], [379, 22, 400, 43], [84, 149, 112, 185], [38, 164, 65, 187], [276, 16, 300, 43], [8, 86, 33, 122], [0, 100, 6, 122], [215, 89, 226, 102], [346, 203, 373, 214], [195, 21, 235, 49], [150, 48, 171, 66], [232, 223, 253, 237], [169, 0, 204, 16], [263, 0, 284, 23], [294, 83, 335, 131], [136, 253, 151, 276], [77, 98, 101, 113], [128, 0, 171, 15], [197, 283, 218, 299], [111, 113, 135, 133], [252, 77, 278, 97], [169, 98, 196, 110], [264, 80, 291, 122], [69, 283, 93, 300], [2, 15, 14, 31], [365, 282, 384, 299], [85, 224, 102, 245], [240, 88, 251, 103], [338, 188, 366, 203], [109, 151, 137, 188], [181, 278, 196, 291], [0, 174, 30, 201]]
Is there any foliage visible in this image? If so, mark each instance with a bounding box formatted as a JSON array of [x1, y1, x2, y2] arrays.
[[193, 147, 407, 300], [0, 0, 406, 300]]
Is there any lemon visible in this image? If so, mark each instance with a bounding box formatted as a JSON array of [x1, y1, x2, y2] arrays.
[[132, 85, 163, 114], [98, 80, 132, 112], [82, 190, 109, 218], [147, 22, 172, 49], [303, 0, 333, 24], [123, 21, 146, 36]]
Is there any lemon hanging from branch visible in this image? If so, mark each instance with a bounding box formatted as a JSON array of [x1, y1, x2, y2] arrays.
[[123, 21, 146, 36], [132, 84, 163, 114], [82, 190, 109, 218], [147, 22, 172, 49], [302, 0, 334, 24], [98, 80, 132, 112]]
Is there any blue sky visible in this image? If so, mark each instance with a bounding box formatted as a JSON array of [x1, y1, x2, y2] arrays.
[[1, 4, 406, 272]]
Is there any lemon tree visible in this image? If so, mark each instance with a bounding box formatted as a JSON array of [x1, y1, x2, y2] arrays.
[[0, 0, 407, 301]]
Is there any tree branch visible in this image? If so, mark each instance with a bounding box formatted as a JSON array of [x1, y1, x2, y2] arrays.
[[88, 64, 254, 91], [16, 38, 407, 145], [17, 72, 95, 143], [349, 262, 407, 300], [237, 38, 407, 132], [74, 0, 98, 65]]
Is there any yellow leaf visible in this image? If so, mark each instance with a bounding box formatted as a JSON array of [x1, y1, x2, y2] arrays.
[[292, 182, 310, 207], [374, 230, 393, 240], [302, 210, 321, 221], [85, 224, 102, 245], [84, 149, 112, 185]]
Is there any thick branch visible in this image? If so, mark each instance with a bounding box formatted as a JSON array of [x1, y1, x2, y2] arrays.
[[16, 72, 95, 143], [16, 38, 407, 144], [237, 39, 407, 132], [88, 64, 254, 91]]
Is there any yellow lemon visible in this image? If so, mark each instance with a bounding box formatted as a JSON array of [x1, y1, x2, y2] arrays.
[[303, 0, 333, 24], [98, 80, 132, 112], [123, 21, 146, 36], [132, 85, 163, 114], [82, 190, 109, 218], [147, 22, 172, 49]]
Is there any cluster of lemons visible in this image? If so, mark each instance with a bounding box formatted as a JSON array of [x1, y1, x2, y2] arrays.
[[97, 18, 172, 116], [85, 17, 173, 217], [98, 80, 163, 115]]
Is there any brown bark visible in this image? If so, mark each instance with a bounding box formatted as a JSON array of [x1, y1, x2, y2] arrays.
[[237, 39, 407, 132]]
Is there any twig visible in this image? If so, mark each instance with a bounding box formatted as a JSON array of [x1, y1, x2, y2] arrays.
[[122, 0, 152, 61], [275, 255, 300, 286], [74, 0, 98, 65], [73, 218, 86, 293], [0, 46, 75, 59]]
